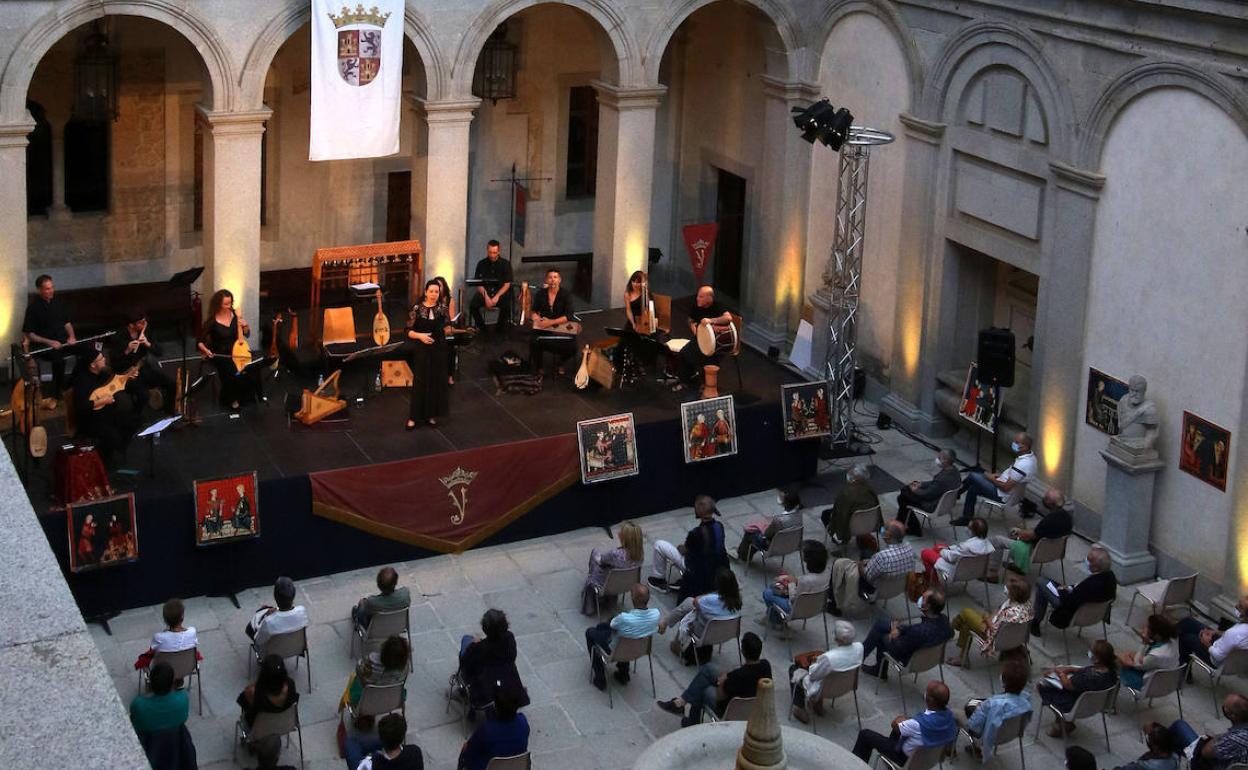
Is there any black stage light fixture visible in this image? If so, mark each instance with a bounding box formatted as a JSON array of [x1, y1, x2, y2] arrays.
[[791, 99, 855, 150], [826, 107, 854, 150]]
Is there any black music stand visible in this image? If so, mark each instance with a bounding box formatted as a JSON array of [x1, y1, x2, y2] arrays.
[[136, 415, 181, 478], [342, 341, 405, 402], [167, 266, 205, 421]]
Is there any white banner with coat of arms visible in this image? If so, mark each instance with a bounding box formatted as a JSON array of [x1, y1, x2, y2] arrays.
[[310, 1, 404, 160]]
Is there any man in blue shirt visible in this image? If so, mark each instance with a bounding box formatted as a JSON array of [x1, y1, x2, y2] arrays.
[[960, 657, 1032, 759], [458, 688, 528, 770], [584, 583, 660, 690], [853, 680, 957, 764], [861, 589, 954, 679]]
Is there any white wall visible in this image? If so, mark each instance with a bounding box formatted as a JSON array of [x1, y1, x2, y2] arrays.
[[809, 12, 910, 382], [1072, 88, 1248, 582]]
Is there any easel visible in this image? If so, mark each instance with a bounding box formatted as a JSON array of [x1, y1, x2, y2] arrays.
[[490, 163, 552, 265]]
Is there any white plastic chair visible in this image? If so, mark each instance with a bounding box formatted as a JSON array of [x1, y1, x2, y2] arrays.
[[875, 742, 948, 770], [1027, 536, 1069, 583], [594, 565, 641, 618], [800, 665, 861, 733], [346, 680, 405, 723], [1061, 599, 1113, 663], [938, 552, 991, 610], [692, 615, 743, 665], [874, 573, 914, 623], [877, 641, 946, 712], [707, 695, 756, 723], [1128, 574, 1197, 626], [589, 633, 656, 709], [1190, 647, 1248, 712], [976, 480, 1028, 522], [908, 489, 957, 538], [485, 752, 531, 769], [1034, 683, 1118, 752], [1122, 664, 1186, 720], [968, 620, 1031, 694], [769, 590, 829, 651], [961, 710, 1030, 767], [746, 526, 803, 576], [139, 647, 203, 715], [253, 626, 312, 692], [235, 701, 303, 768], [351, 606, 410, 658]]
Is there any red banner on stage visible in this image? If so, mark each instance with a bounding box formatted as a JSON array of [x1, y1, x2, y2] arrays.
[[310, 434, 580, 552], [682, 222, 719, 284]]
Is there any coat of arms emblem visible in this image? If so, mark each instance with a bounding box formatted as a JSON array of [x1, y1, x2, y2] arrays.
[[329, 4, 392, 87]]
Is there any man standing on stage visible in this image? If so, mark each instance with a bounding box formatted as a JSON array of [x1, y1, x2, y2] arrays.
[[22, 274, 76, 400], [468, 240, 514, 332]]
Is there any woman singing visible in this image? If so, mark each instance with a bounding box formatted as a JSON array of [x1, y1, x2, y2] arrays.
[[405, 279, 449, 430], [197, 289, 263, 411]]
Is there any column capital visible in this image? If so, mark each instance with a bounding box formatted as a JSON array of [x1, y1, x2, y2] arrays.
[[898, 113, 945, 145], [590, 81, 666, 111], [195, 106, 272, 136], [415, 97, 481, 125], [758, 75, 821, 105], [0, 119, 36, 150], [1050, 160, 1106, 200]]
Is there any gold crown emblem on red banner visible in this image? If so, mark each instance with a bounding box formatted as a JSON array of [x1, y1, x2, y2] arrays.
[[328, 4, 392, 28], [440, 467, 478, 489]]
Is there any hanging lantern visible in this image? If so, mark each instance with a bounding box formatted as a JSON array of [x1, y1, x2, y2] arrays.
[[472, 24, 517, 104], [73, 24, 119, 121]]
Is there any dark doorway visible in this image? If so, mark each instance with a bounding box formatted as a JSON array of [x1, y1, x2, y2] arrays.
[[714, 168, 746, 302], [64, 118, 109, 213], [386, 170, 411, 242], [25, 101, 52, 216]]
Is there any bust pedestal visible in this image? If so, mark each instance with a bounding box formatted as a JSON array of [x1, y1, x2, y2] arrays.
[[1098, 445, 1163, 584]]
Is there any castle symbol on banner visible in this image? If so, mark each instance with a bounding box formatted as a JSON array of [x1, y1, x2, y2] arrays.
[[329, 4, 392, 87]]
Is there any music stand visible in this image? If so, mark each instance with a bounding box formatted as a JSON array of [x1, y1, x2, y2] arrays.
[[167, 267, 205, 421], [137, 415, 181, 478], [342, 341, 406, 402]]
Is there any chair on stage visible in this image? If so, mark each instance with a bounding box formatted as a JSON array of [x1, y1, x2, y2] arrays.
[[322, 306, 361, 360]]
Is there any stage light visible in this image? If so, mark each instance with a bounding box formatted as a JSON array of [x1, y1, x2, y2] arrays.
[[791, 99, 855, 150]]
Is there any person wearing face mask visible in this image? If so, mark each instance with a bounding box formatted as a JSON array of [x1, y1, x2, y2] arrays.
[[821, 464, 881, 549], [989, 487, 1074, 577], [953, 432, 1036, 526], [1119, 614, 1180, 690], [957, 657, 1033, 760], [1176, 596, 1248, 666], [735, 488, 803, 562], [897, 448, 961, 537], [1153, 693, 1248, 770], [860, 588, 953, 679], [1030, 545, 1118, 637], [1037, 639, 1118, 738], [947, 575, 1034, 668]]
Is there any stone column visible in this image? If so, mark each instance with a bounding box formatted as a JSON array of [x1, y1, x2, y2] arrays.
[[197, 107, 270, 321], [752, 76, 818, 350], [1099, 447, 1163, 584], [591, 82, 665, 307], [880, 113, 947, 434], [0, 120, 35, 358], [1214, 344, 1248, 617], [412, 98, 479, 289], [48, 119, 70, 220], [1030, 162, 1105, 487]]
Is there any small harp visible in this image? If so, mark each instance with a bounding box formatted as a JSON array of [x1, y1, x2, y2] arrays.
[[294, 369, 347, 426]]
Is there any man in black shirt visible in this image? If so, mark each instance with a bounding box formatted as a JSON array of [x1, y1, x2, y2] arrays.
[[468, 240, 514, 332], [671, 285, 733, 389], [1030, 544, 1117, 635], [22, 274, 76, 398], [657, 631, 771, 727], [989, 487, 1074, 576], [357, 714, 423, 770], [528, 269, 576, 376], [648, 494, 730, 600], [109, 308, 175, 416], [71, 345, 139, 465]]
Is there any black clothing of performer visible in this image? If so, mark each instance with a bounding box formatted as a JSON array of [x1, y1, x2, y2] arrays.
[[109, 327, 175, 415], [71, 365, 138, 464], [676, 300, 728, 384], [201, 315, 263, 408], [619, 295, 656, 371], [468, 257, 514, 331], [407, 303, 449, 422], [22, 295, 72, 397], [528, 287, 576, 373]]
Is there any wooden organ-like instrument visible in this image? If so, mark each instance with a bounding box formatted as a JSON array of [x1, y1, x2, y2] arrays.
[[310, 240, 423, 345]]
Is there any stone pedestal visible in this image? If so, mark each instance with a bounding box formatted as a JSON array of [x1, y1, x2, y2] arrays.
[[1099, 448, 1164, 584]]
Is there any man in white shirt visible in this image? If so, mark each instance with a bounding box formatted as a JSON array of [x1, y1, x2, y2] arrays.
[[1179, 596, 1248, 666], [953, 432, 1036, 525], [790, 620, 863, 723], [247, 576, 310, 656]]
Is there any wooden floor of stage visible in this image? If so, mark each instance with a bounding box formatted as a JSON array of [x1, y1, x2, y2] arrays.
[[9, 303, 803, 509]]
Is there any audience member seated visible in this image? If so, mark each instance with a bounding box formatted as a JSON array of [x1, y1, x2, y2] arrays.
[[1030, 545, 1117, 637], [457, 609, 529, 714], [657, 631, 771, 728], [584, 583, 660, 690], [957, 657, 1032, 760], [759, 540, 829, 630], [789, 620, 863, 723], [237, 654, 300, 729], [735, 488, 803, 562], [458, 687, 529, 770], [1037, 639, 1119, 738], [135, 597, 201, 675], [353, 567, 412, 630], [851, 680, 957, 764], [1110, 724, 1179, 770], [827, 521, 915, 616], [1066, 746, 1098, 770], [247, 576, 310, 657], [898, 448, 962, 537], [922, 516, 994, 583], [1178, 595, 1248, 666], [989, 488, 1073, 576], [358, 714, 424, 770], [341, 636, 411, 768], [861, 589, 953, 679], [660, 567, 742, 663], [1120, 614, 1180, 690], [821, 464, 881, 549], [581, 520, 644, 615], [248, 736, 297, 770], [954, 432, 1035, 526], [130, 661, 189, 735], [649, 495, 729, 600], [948, 575, 1033, 667], [1155, 693, 1248, 770]]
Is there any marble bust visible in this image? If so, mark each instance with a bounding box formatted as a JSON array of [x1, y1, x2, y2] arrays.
[[1110, 375, 1160, 460]]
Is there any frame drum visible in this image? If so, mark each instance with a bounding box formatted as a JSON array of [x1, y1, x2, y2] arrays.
[[696, 322, 737, 356]]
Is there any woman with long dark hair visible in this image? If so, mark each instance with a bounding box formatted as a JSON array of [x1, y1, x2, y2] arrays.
[[405, 279, 449, 430], [619, 270, 654, 377], [433, 275, 459, 386], [196, 288, 263, 411]]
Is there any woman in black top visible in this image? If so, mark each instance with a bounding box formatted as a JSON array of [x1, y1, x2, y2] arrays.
[[433, 275, 459, 386], [1038, 638, 1119, 737], [405, 279, 449, 430], [457, 609, 528, 712], [196, 289, 263, 410], [619, 270, 655, 375], [237, 654, 299, 727]]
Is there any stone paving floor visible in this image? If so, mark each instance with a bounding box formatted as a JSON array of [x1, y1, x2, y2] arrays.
[[89, 417, 1236, 770]]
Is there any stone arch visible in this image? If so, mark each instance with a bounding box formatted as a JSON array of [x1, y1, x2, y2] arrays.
[[922, 21, 1076, 160], [811, 0, 923, 108], [240, 2, 447, 108], [0, 0, 235, 123], [451, 0, 642, 97], [642, 0, 801, 85], [1081, 60, 1248, 170]]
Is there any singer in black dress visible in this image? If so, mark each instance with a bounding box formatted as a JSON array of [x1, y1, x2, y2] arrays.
[[405, 279, 450, 429]]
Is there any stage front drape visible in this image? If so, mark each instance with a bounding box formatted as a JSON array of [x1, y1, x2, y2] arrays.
[[311, 434, 580, 552]]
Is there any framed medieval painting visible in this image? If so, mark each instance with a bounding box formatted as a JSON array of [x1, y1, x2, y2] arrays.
[[781, 381, 831, 441], [1179, 411, 1230, 491], [67, 493, 137, 573], [194, 471, 261, 546], [576, 413, 640, 484], [958, 362, 1002, 434], [1085, 368, 1129, 435], [681, 395, 738, 463]]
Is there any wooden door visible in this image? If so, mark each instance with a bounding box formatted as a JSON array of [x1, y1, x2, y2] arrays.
[[386, 171, 411, 242], [714, 168, 746, 302]]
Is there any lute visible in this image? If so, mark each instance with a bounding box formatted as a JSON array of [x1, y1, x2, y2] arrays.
[[89, 364, 140, 410], [574, 345, 591, 389], [372, 290, 390, 346], [231, 309, 252, 373]]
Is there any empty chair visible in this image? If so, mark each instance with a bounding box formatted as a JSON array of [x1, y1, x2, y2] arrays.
[[746, 526, 803, 576], [1190, 647, 1248, 712], [802, 665, 861, 734], [1034, 683, 1118, 752], [874, 742, 948, 770], [485, 752, 531, 770], [692, 615, 743, 665], [351, 607, 409, 658], [1128, 574, 1197, 626], [961, 711, 1029, 768], [770, 590, 828, 649], [1061, 599, 1113, 663], [877, 641, 947, 712], [938, 553, 991, 611], [253, 627, 312, 692], [140, 648, 203, 716], [589, 633, 655, 709], [707, 695, 756, 723], [907, 489, 958, 538], [594, 565, 641, 618], [1122, 664, 1186, 720], [234, 702, 303, 768]]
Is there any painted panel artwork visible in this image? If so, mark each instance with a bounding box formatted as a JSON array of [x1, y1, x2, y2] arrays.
[[67, 493, 137, 573], [1179, 411, 1231, 492], [781, 381, 831, 441], [577, 412, 640, 484], [1085, 368, 1129, 435], [681, 395, 738, 463], [194, 472, 261, 545], [958, 362, 1002, 434]]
